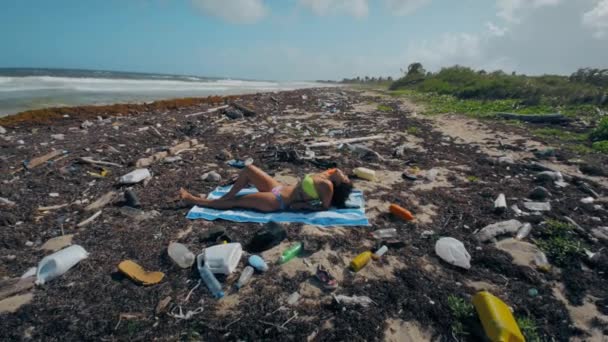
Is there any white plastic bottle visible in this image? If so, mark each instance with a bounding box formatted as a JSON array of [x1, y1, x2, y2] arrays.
[[515, 223, 532, 240], [36, 245, 89, 285], [373, 245, 388, 258], [353, 167, 376, 181], [168, 243, 195, 268], [371, 228, 397, 239], [236, 266, 255, 289], [119, 169, 151, 184]]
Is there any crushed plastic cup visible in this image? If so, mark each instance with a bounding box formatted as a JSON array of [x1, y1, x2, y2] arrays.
[[435, 237, 471, 269], [168, 243, 195, 269], [119, 168, 151, 184], [36, 245, 89, 285]]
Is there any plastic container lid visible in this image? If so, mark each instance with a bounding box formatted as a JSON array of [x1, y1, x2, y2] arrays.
[[203, 243, 243, 274]]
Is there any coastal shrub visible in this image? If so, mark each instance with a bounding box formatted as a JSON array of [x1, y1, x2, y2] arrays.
[[590, 117, 608, 141], [592, 140, 608, 153]]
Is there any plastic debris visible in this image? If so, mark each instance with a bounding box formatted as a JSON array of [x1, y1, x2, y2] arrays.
[[333, 295, 375, 307], [477, 220, 523, 242], [119, 169, 151, 184], [248, 255, 269, 272], [494, 193, 507, 213], [118, 260, 165, 286], [280, 242, 302, 264], [196, 254, 224, 298], [350, 251, 372, 272], [435, 237, 471, 269], [204, 243, 243, 274], [473, 291, 525, 342], [36, 245, 89, 285], [236, 266, 255, 289], [522, 202, 551, 212], [168, 243, 195, 269]]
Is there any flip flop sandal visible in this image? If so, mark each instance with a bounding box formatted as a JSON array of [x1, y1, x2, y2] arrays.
[[315, 265, 338, 290]]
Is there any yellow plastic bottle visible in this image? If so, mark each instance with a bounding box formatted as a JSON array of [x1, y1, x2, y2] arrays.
[[350, 251, 372, 272], [353, 167, 376, 181], [472, 291, 525, 342]]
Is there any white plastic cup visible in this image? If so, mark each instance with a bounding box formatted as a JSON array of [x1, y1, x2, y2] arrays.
[[36, 245, 89, 285]]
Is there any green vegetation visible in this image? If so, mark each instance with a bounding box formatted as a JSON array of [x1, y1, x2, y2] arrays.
[[591, 117, 608, 141], [466, 175, 479, 182], [447, 295, 475, 337], [592, 140, 608, 153], [517, 316, 541, 342], [537, 220, 586, 267], [406, 126, 420, 135], [377, 104, 392, 112], [533, 128, 588, 142]]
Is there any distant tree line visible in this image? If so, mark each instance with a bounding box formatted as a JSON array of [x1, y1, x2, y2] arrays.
[[341, 76, 393, 84], [389, 63, 608, 106]]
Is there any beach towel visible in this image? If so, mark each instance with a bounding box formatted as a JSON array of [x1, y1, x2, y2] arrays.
[[186, 185, 369, 227]]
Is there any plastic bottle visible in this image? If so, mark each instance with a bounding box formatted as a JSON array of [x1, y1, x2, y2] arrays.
[[515, 223, 532, 240], [280, 242, 303, 264], [196, 254, 224, 298], [36, 245, 89, 285], [371, 228, 397, 239], [248, 255, 269, 272], [533, 251, 550, 272], [373, 246, 388, 259], [353, 167, 376, 181], [350, 251, 372, 272], [389, 204, 415, 221], [119, 169, 151, 184], [236, 266, 254, 289], [473, 291, 525, 342], [167, 243, 195, 268]]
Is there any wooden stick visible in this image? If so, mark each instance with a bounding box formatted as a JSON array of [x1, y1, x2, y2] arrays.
[[184, 105, 230, 117], [25, 150, 65, 169], [38, 203, 69, 211], [307, 134, 385, 148], [79, 157, 122, 168], [77, 210, 102, 227]]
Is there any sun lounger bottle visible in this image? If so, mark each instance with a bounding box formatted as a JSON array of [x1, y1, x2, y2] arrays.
[[280, 242, 302, 264]]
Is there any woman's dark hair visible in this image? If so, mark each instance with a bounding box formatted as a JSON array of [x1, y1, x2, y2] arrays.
[[331, 181, 353, 208]]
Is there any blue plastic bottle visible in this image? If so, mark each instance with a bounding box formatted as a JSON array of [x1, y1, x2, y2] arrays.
[[248, 255, 269, 272], [197, 255, 224, 298]]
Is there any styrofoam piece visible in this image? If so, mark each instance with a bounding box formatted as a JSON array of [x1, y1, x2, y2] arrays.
[[203, 243, 242, 275]]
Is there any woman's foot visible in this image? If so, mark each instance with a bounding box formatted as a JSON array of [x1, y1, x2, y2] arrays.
[[179, 188, 209, 205]]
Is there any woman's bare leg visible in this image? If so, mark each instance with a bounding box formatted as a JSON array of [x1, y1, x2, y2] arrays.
[[181, 190, 280, 212], [221, 165, 280, 200]]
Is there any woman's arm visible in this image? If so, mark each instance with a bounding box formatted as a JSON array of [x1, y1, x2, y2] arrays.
[[289, 181, 333, 211]]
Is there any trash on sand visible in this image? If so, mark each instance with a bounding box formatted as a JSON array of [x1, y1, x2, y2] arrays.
[[84, 191, 118, 212], [280, 242, 303, 264], [425, 168, 439, 181], [77, 210, 102, 227], [196, 254, 224, 298], [168, 306, 204, 320], [119, 169, 151, 184], [371, 228, 397, 239], [248, 255, 269, 272], [200, 227, 226, 242], [124, 189, 141, 208], [373, 245, 388, 259], [345, 144, 383, 161], [494, 193, 507, 213], [155, 296, 172, 315], [533, 251, 551, 271], [333, 295, 375, 307], [435, 237, 471, 269], [0, 197, 16, 207], [473, 291, 525, 342], [164, 156, 182, 163], [389, 204, 415, 221], [528, 288, 539, 297], [168, 243, 195, 269], [230, 102, 257, 117], [477, 220, 523, 242], [522, 202, 551, 212], [227, 158, 253, 169], [287, 291, 301, 305], [529, 186, 550, 200], [201, 171, 222, 182], [535, 171, 563, 183], [51, 134, 65, 140], [510, 205, 524, 216], [204, 243, 243, 274], [79, 156, 122, 168], [118, 260, 165, 286], [307, 134, 384, 148], [353, 167, 376, 181], [515, 223, 532, 240], [36, 245, 89, 285], [350, 251, 372, 272], [21, 267, 37, 279], [236, 266, 254, 289], [581, 197, 595, 204], [24, 150, 66, 170], [247, 222, 287, 253]]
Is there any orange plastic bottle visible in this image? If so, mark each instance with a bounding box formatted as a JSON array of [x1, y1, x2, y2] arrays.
[[389, 204, 415, 221]]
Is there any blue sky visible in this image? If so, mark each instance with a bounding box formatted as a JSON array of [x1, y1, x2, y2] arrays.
[[1, 0, 607, 80]]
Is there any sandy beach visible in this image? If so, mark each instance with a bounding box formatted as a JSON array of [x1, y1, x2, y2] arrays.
[[1, 87, 607, 341]]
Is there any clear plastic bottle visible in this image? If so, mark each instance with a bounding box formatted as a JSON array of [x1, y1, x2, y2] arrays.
[[515, 223, 532, 240], [236, 266, 254, 289], [373, 245, 388, 258], [168, 243, 195, 268], [196, 255, 224, 298], [371, 228, 397, 239], [533, 251, 550, 272], [353, 167, 376, 181], [280, 242, 302, 264], [119, 168, 151, 184]]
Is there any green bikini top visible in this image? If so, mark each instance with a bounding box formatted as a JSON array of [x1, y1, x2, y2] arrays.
[[302, 174, 320, 199]]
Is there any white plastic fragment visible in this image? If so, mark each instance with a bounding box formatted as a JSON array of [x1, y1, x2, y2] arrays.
[[435, 237, 471, 269], [119, 169, 151, 184], [477, 220, 522, 242], [36, 245, 89, 285], [333, 295, 375, 307]]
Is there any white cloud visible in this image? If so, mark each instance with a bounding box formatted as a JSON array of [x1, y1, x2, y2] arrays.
[[496, 0, 561, 22], [583, 0, 608, 38], [486, 21, 507, 36], [190, 0, 267, 24], [385, 0, 432, 16], [298, 0, 368, 18]]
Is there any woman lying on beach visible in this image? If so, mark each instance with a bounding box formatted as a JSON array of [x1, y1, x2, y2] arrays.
[[179, 165, 353, 212]]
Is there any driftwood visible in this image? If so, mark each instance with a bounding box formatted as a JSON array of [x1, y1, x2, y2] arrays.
[[79, 157, 122, 168], [85, 191, 117, 212], [25, 150, 65, 169], [496, 113, 569, 124], [184, 105, 230, 118], [230, 102, 256, 117], [77, 210, 102, 227], [0, 277, 35, 301], [307, 135, 385, 148]]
